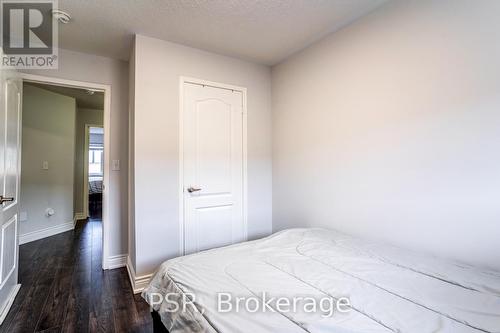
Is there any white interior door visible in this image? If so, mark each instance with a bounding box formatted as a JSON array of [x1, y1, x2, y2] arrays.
[[0, 71, 22, 323], [183, 81, 246, 255]]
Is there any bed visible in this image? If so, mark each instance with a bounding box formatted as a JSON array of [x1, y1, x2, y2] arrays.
[[89, 178, 103, 195], [142, 228, 500, 333], [88, 178, 103, 211]]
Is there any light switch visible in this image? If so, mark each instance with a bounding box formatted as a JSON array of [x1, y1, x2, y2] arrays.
[[112, 159, 120, 171], [42, 161, 49, 170]]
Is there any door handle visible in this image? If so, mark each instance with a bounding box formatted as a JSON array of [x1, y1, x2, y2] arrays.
[[0, 195, 14, 204], [187, 187, 202, 193]]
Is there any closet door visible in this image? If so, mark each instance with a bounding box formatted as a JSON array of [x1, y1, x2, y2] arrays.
[[182, 82, 245, 255]]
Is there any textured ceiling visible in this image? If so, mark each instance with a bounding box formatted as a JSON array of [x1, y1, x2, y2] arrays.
[[57, 0, 388, 65], [25, 82, 104, 110]]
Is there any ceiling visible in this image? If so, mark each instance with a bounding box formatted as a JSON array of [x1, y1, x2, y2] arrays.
[[57, 0, 388, 65], [25, 82, 104, 109]]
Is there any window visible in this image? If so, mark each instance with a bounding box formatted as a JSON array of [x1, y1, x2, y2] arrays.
[[89, 145, 104, 176]]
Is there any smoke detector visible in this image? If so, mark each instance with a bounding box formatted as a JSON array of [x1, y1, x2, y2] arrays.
[[51, 9, 71, 24]]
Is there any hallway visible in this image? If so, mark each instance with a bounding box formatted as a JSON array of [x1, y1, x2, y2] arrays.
[[0, 219, 152, 333]]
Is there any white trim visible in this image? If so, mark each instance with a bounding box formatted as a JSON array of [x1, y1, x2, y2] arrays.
[[19, 73, 111, 270], [83, 126, 89, 218], [106, 254, 127, 269], [178, 76, 248, 256], [0, 284, 20, 325], [126, 256, 135, 291], [178, 78, 184, 256], [242, 89, 248, 242], [19, 221, 74, 245], [83, 124, 104, 219], [126, 256, 153, 294], [19, 74, 109, 92], [74, 212, 86, 221]]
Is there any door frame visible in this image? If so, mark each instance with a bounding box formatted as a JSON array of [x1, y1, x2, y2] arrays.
[[19, 73, 112, 270], [178, 76, 248, 256], [83, 124, 104, 219]]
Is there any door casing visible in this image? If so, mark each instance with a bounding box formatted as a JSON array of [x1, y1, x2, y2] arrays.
[[178, 76, 248, 256], [19, 73, 112, 270]]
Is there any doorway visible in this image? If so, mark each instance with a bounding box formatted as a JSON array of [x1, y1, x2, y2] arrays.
[[19, 73, 111, 270], [84, 125, 104, 219], [180, 77, 248, 255]]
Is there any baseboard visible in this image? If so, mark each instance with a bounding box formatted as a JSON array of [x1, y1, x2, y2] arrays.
[[126, 256, 153, 294], [106, 254, 127, 269], [19, 221, 75, 245], [73, 212, 86, 222], [0, 284, 21, 325]]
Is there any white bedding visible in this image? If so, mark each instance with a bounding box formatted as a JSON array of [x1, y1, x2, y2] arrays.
[[142, 228, 500, 333]]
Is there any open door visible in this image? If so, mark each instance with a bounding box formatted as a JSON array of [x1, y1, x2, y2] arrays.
[[0, 69, 22, 324]]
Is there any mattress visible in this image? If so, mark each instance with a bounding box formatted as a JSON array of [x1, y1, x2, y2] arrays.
[[89, 179, 103, 194], [142, 228, 500, 333]]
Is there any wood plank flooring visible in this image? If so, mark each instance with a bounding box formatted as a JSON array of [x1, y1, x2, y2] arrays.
[[0, 218, 154, 333]]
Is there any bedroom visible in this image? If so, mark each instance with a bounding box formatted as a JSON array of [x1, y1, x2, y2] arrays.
[[0, 0, 498, 332]]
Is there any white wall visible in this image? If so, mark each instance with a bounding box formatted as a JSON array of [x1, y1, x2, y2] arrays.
[[74, 108, 103, 215], [131, 35, 272, 275], [21, 48, 129, 258], [272, 0, 500, 270], [128, 43, 136, 269], [21, 84, 76, 235]]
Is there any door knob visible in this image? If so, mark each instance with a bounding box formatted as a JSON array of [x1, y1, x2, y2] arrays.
[[187, 187, 202, 193], [0, 195, 14, 204]]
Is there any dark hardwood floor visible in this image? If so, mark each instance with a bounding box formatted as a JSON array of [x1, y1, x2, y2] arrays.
[[0, 217, 154, 333]]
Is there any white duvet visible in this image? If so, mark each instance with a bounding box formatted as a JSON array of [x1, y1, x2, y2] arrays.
[[142, 228, 500, 333]]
